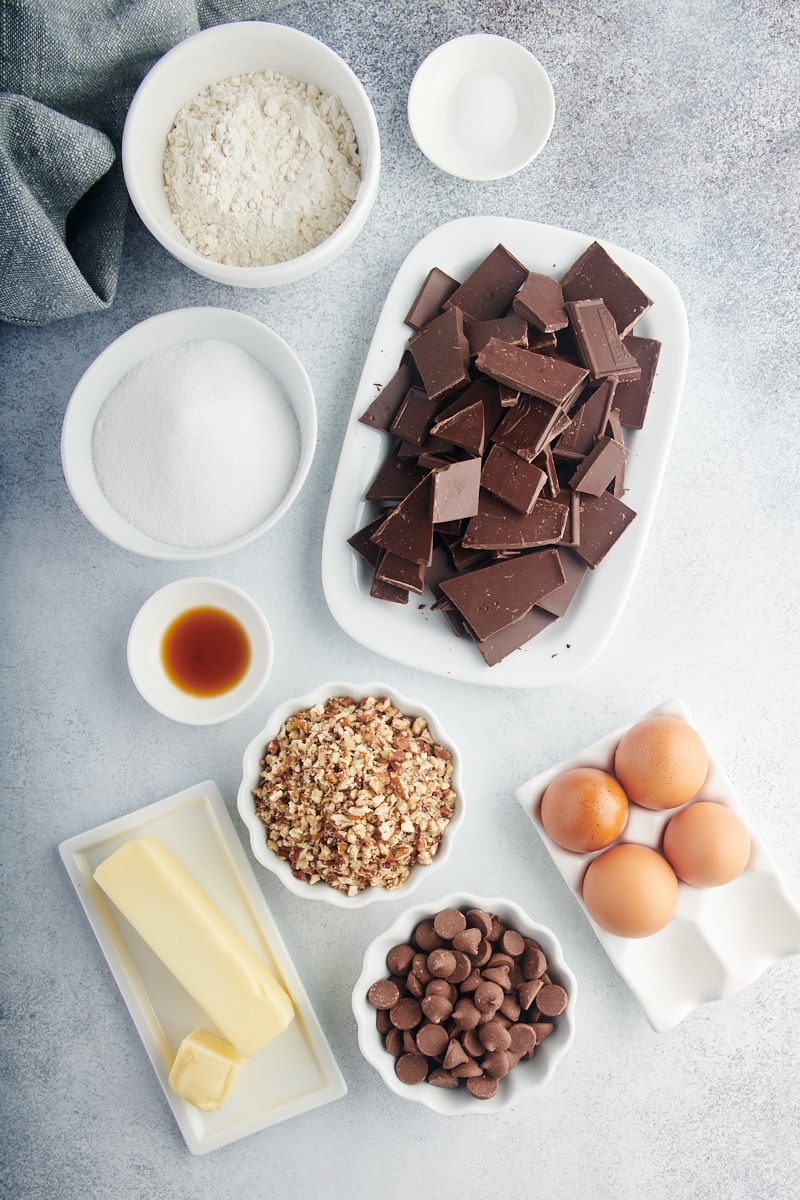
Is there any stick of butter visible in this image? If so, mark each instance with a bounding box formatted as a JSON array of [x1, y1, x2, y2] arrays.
[[168, 1029, 244, 1111], [94, 836, 294, 1057]]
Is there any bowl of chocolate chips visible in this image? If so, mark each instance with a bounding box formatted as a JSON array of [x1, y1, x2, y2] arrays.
[[352, 892, 577, 1112]]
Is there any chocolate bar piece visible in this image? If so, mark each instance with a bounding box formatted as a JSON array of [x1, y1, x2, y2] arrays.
[[374, 550, 425, 594], [537, 548, 590, 617], [365, 446, 428, 501], [440, 548, 565, 641], [443, 244, 529, 321], [409, 307, 470, 403], [431, 458, 482, 523], [469, 606, 558, 666], [481, 444, 547, 514], [573, 491, 636, 567], [430, 391, 486, 456], [605, 409, 627, 496], [347, 512, 388, 567], [464, 313, 528, 356], [553, 379, 616, 459], [405, 267, 460, 330], [371, 474, 434, 565], [560, 241, 652, 337], [359, 362, 414, 431], [569, 434, 630, 496], [369, 572, 409, 604], [492, 394, 570, 463], [389, 385, 439, 446], [565, 298, 642, 382], [613, 335, 661, 428], [462, 492, 569, 550], [513, 271, 569, 332], [475, 338, 588, 407]]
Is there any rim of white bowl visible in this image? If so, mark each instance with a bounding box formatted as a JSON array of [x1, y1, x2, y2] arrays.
[[122, 21, 381, 287], [236, 681, 466, 907], [127, 576, 274, 725], [60, 307, 317, 560]]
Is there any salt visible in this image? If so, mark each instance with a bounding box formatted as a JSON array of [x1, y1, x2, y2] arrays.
[[91, 339, 300, 549], [451, 70, 519, 153]]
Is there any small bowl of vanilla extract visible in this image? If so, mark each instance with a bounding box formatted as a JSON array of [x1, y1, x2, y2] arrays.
[[127, 577, 273, 725]]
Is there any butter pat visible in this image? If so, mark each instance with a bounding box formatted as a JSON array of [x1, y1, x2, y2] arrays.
[[168, 1029, 244, 1111], [94, 836, 294, 1056]]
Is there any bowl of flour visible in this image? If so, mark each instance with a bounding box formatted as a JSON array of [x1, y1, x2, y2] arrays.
[[61, 308, 317, 560], [122, 22, 380, 287]]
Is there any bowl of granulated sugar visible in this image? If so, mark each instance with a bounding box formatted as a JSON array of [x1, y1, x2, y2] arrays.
[[61, 308, 317, 560], [122, 22, 380, 287]]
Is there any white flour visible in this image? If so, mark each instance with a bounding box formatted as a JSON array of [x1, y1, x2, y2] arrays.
[[92, 339, 300, 549], [163, 70, 361, 267]]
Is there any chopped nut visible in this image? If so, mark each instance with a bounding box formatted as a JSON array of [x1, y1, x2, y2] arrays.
[[252, 695, 457, 894]]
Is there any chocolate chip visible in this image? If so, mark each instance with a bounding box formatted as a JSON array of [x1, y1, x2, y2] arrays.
[[536, 984, 569, 1017], [390, 997, 422, 1030], [368, 979, 401, 1010], [433, 907, 467, 940], [395, 1053, 429, 1085], [466, 1075, 499, 1099]]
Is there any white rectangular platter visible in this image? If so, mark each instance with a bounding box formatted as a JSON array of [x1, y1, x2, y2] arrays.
[[322, 216, 689, 687], [516, 699, 800, 1032], [59, 781, 347, 1154]]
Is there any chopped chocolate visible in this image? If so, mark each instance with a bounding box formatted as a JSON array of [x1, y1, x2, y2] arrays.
[[475, 338, 588, 407], [534, 445, 560, 499], [573, 491, 637, 567], [359, 362, 415, 432], [439, 549, 565, 641], [560, 240, 653, 337], [605, 409, 627, 496], [405, 267, 460, 330], [499, 382, 521, 407], [369, 573, 409, 604], [492, 394, 570, 463], [371, 474, 434, 566], [554, 488, 581, 547], [537, 548, 590, 617], [464, 313, 528, 356], [374, 551, 426, 594], [430, 391, 486, 456], [443, 244, 529, 321], [565, 298, 642, 382], [431, 458, 482, 523], [408, 307, 471, 403], [513, 271, 569, 332], [480, 444, 547, 515], [552, 379, 616, 459], [569, 434, 630, 496], [462, 492, 569, 550], [389, 385, 440, 446], [613, 335, 661, 428], [347, 512, 388, 567], [365, 446, 429, 501], [470, 606, 559, 666]]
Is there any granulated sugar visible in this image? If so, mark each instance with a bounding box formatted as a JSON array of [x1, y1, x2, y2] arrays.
[[91, 339, 300, 549]]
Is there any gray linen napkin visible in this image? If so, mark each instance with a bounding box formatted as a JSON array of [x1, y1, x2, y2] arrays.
[[0, 0, 265, 326]]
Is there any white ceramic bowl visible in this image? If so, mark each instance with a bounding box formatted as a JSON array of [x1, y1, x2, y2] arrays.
[[61, 307, 316, 560], [122, 21, 380, 286], [408, 35, 555, 181], [237, 681, 465, 908], [127, 577, 273, 725], [352, 892, 577, 1114]]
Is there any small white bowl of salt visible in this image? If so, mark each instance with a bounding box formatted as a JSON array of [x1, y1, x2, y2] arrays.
[[61, 307, 316, 560], [407, 34, 555, 182]]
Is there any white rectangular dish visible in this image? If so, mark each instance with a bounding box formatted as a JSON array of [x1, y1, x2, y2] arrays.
[[59, 781, 347, 1154], [515, 699, 800, 1032], [321, 216, 690, 687]]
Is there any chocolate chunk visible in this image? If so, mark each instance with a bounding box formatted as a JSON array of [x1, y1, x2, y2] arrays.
[[462, 492, 569, 550], [481, 444, 547, 515], [371, 473, 434, 565], [491, 394, 570, 462], [560, 240, 653, 337], [476, 338, 588, 407], [365, 446, 428, 501], [464, 312, 528, 356], [440, 548, 565, 641], [513, 270, 569, 332], [537, 548, 590, 616], [359, 362, 414, 431], [431, 458, 481, 523], [444, 243, 529, 321], [552, 379, 616, 459], [613, 335, 661, 428], [389, 385, 439, 445], [565, 298, 642, 382], [569, 434, 630, 496], [374, 550, 426, 593], [430, 391, 486, 456], [573, 490, 637, 567], [404, 266, 460, 330], [369, 573, 409, 604], [347, 512, 387, 567], [409, 306, 470, 402]]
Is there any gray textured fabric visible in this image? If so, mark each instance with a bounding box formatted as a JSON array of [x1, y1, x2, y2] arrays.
[[0, 0, 264, 326]]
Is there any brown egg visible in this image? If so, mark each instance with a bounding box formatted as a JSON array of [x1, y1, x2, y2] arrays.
[[663, 801, 751, 887], [582, 843, 679, 937], [614, 715, 708, 810], [540, 767, 629, 853]]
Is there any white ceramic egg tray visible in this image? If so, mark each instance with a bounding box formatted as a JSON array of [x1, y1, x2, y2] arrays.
[[516, 698, 800, 1032]]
